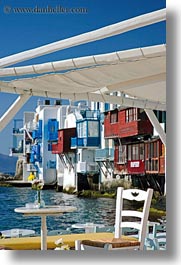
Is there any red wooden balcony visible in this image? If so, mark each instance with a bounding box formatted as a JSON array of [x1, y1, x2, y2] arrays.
[[104, 108, 153, 139], [52, 128, 76, 154]]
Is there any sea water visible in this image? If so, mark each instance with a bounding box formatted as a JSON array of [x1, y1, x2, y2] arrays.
[[0, 186, 116, 235]]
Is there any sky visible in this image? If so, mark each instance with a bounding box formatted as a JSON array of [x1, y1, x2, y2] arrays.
[[0, 0, 166, 154]]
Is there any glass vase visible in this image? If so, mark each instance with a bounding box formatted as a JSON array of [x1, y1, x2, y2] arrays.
[[34, 190, 45, 208]]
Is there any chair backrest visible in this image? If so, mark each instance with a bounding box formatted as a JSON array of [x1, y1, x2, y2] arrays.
[[153, 223, 166, 250], [145, 223, 166, 250], [114, 187, 153, 250]]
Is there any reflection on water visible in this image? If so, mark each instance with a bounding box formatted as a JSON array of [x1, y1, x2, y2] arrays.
[[0, 187, 116, 234]]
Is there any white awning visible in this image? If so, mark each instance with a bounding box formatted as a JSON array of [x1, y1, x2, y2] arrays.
[[0, 44, 166, 110], [0, 8, 166, 132], [0, 8, 166, 68], [0, 8, 166, 193]]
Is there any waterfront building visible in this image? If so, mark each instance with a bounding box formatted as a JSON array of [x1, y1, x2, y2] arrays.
[[10, 100, 105, 191], [10, 99, 166, 194], [102, 107, 166, 194]]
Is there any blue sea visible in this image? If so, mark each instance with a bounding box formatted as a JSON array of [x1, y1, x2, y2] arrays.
[[0, 186, 116, 235]]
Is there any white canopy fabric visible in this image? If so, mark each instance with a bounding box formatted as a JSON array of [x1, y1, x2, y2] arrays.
[[0, 44, 166, 111], [0, 8, 166, 193], [0, 44, 166, 78], [0, 8, 165, 68], [0, 8, 166, 132]]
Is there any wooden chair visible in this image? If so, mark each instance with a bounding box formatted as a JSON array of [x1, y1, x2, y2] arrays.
[[145, 223, 166, 250], [75, 187, 153, 250], [153, 223, 166, 250]]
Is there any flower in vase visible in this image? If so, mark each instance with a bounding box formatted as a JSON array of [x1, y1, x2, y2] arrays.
[[32, 179, 44, 190], [32, 179, 45, 208]]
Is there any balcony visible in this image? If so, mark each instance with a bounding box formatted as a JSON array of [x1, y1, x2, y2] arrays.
[[95, 148, 114, 161], [71, 137, 100, 149], [52, 143, 61, 154], [71, 137, 77, 149], [12, 128, 24, 136], [72, 118, 100, 149], [104, 109, 153, 139], [52, 128, 76, 154], [32, 120, 42, 139], [9, 147, 23, 157], [80, 110, 100, 119], [12, 119, 23, 135]]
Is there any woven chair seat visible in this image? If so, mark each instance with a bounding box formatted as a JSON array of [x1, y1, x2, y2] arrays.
[[81, 237, 140, 248], [75, 188, 153, 251]]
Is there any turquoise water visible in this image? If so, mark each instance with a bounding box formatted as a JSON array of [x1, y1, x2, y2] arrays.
[[0, 187, 116, 235]]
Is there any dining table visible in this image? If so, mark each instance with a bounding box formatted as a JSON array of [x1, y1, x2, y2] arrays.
[[14, 205, 77, 250], [1, 228, 35, 238]]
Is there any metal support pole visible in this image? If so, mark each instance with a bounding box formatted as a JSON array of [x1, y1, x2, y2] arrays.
[[144, 109, 166, 195], [144, 109, 166, 146], [0, 94, 30, 132], [41, 215, 47, 250]]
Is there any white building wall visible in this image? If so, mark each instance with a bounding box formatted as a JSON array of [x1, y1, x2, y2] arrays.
[[64, 113, 76, 128], [63, 167, 76, 189], [57, 106, 67, 129], [62, 152, 76, 189], [56, 106, 67, 188], [38, 106, 59, 184], [23, 112, 35, 181], [57, 108, 78, 189], [91, 101, 115, 184]]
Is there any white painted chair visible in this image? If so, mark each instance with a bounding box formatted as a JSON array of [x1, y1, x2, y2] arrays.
[[75, 187, 153, 250], [153, 223, 166, 250], [145, 223, 166, 250]]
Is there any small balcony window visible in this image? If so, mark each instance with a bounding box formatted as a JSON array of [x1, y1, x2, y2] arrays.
[[125, 108, 138, 122], [118, 145, 127, 163], [77, 121, 87, 138], [128, 143, 145, 161], [88, 121, 99, 137], [110, 110, 118, 123], [77, 120, 99, 138]]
